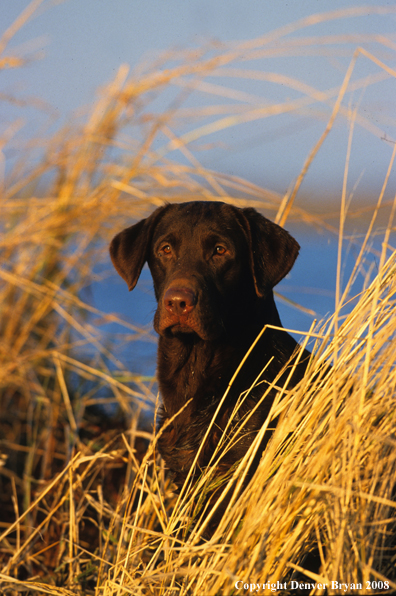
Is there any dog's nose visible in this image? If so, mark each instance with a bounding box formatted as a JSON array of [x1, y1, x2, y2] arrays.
[[164, 287, 196, 315]]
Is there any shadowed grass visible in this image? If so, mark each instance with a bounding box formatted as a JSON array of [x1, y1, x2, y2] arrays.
[[0, 2, 396, 594]]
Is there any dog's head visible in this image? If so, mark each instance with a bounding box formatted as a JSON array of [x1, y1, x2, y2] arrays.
[[110, 201, 299, 340]]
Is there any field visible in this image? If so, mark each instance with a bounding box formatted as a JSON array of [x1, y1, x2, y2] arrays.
[[0, 4, 396, 595]]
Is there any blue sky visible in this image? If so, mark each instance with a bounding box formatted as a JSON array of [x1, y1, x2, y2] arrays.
[[2, 1, 396, 196]]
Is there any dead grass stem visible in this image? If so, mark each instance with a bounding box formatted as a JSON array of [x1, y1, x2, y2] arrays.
[[1, 3, 395, 594]]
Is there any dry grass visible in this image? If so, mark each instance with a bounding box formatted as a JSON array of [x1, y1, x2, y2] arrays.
[[1, 2, 396, 594]]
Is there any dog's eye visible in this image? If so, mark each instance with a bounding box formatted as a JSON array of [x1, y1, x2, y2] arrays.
[[159, 244, 172, 255], [214, 245, 227, 256]]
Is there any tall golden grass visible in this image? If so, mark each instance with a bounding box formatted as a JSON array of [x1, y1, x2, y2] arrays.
[[1, 2, 396, 594]]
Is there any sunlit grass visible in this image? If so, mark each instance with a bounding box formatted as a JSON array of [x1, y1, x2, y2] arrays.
[[0, 2, 396, 594]]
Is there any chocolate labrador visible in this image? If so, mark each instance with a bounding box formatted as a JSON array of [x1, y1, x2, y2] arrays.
[[110, 201, 310, 521]]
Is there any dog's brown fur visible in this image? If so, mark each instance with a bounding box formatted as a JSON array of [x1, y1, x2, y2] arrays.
[[110, 201, 310, 519]]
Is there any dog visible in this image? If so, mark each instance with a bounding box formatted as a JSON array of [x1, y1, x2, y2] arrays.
[[110, 201, 310, 523]]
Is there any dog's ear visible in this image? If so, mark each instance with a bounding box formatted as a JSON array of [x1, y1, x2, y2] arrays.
[[110, 206, 167, 291], [239, 207, 300, 297]]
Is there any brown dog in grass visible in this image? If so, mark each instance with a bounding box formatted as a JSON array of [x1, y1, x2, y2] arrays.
[[110, 201, 310, 524]]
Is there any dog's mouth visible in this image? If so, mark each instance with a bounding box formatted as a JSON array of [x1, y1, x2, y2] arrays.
[[160, 318, 221, 342], [165, 321, 210, 341], [167, 322, 196, 335], [154, 311, 200, 337], [165, 326, 200, 342], [154, 306, 224, 341]]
